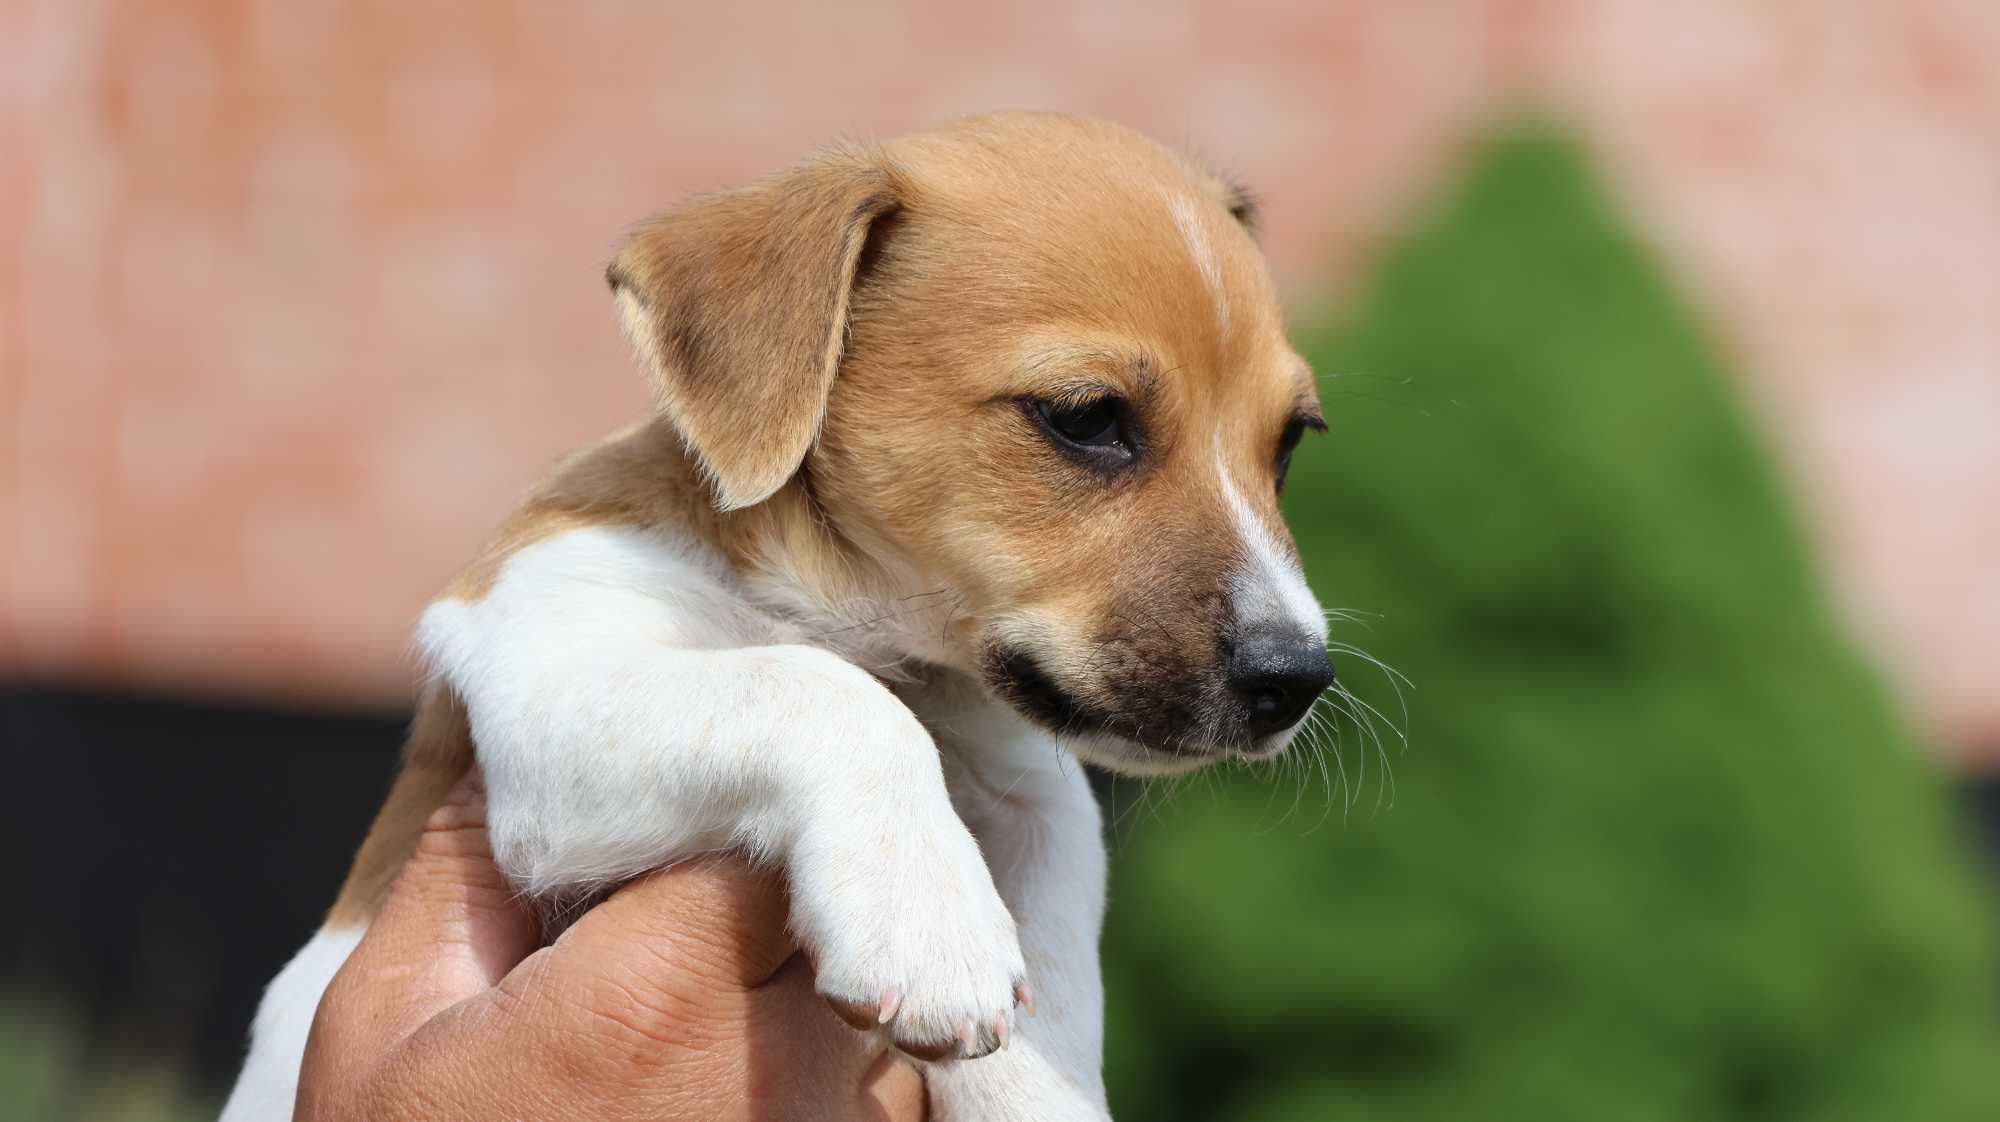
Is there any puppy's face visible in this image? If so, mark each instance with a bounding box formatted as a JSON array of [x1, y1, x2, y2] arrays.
[[611, 114, 1332, 776], [814, 118, 1332, 774]]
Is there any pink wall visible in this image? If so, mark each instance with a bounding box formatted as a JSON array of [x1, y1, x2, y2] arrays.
[[6, 1, 1996, 760]]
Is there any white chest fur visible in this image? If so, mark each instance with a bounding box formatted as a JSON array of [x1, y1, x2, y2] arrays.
[[220, 525, 1114, 1121]]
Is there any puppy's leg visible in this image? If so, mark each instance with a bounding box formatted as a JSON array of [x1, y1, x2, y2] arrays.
[[223, 685, 469, 1121], [422, 526, 1027, 1057], [219, 926, 365, 1122], [927, 730, 1112, 1121]]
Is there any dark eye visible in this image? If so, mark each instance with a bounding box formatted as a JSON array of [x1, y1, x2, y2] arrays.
[[1030, 397, 1137, 468], [1274, 416, 1318, 494], [1043, 399, 1121, 445]]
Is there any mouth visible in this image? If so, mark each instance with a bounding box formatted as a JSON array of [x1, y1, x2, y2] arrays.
[[986, 647, 1271, 770], [990, 649, 1114, 735]]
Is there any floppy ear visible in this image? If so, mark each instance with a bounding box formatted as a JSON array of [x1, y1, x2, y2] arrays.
[[607, 149, 902, 510]]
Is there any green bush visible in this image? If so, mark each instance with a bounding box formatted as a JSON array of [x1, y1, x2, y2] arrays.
[[1101, 125, 1998, 1121]]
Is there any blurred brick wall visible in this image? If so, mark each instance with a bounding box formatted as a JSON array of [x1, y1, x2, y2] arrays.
[[5, 2, 1996, 757]]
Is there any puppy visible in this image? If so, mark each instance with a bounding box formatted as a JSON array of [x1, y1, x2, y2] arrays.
[[222, 112, 1333, 1121]]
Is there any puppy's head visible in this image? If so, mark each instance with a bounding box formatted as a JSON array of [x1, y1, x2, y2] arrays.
[[610, 113, 1330, 775]]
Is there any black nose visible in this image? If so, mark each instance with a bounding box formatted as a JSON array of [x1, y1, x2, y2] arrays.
[[1227, 629, 1334, 736]]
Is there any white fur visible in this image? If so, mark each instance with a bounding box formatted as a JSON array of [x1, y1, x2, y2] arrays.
[[220, 925, 364, 1122], [1168, 192, 1229, 331], [224, 475, 1323, 1120], [225, 525, 1117, 1119], [418, 525, 1031, 1056], [1216, 436, 1326, 641], [924, 691, 1111, 1119]]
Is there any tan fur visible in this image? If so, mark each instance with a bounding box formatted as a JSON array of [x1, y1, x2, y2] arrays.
[[806, 115, 1316, 743], [333, 112, 1321, 923], [609, 150, 904, 511], [441, 420, 713, 602], [326, 683, 472, 924], [331, 421, 892, 921]]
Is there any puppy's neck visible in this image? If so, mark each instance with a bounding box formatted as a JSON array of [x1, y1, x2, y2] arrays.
[[711, 453, 968, 677], [512, 418, 967, 677]]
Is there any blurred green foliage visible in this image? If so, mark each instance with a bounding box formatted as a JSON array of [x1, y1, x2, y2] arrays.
[[1101, 125, 1999, 1121], [0, 998, 215, 1122]]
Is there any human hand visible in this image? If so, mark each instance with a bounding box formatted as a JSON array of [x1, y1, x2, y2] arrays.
[[296, 773, 926, 1121]]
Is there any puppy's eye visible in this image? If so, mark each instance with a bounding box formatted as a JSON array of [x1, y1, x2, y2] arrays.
[[1031, 397, 1136, 466], [1046, 400, 1119, 444], [1274, 415, 1321, 494]]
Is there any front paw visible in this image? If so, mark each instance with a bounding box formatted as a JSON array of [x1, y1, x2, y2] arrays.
[[803, 836, 1028, 1061]]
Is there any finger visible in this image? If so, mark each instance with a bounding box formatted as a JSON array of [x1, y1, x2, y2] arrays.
[[747, 954, 930, 1120], [548, 855, 799, 995], [425, 858, 802, 1116], [370, 956, 927, 1122], [314, 770, 538, 1065], [367, 853, 922, 1121], [862, 1049, 930, 1122]]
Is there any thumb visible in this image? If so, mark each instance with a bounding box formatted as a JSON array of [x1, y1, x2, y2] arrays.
[[316, 769, 539, 1060]]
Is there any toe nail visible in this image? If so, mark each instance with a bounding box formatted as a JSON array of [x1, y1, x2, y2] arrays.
[[958, 1020, 977, 1056], [995, 1014, 1010, 1050], [878, 989, 901, 1025], [827, 997, 879, 1031], [1015, 982, 1036, 1017]]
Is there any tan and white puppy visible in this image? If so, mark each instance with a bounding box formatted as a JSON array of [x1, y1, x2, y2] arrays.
[[222, 112, 1332, 1122]]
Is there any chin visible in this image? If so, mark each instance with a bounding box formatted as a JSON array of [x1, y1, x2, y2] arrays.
[[1061, 731, 1216, 777], [1068, 726, 1301, 777]]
